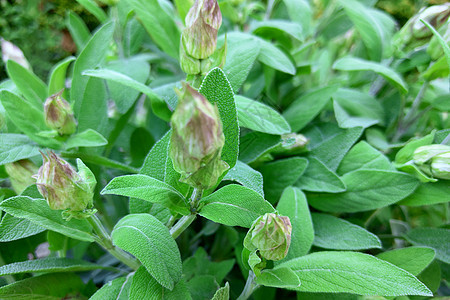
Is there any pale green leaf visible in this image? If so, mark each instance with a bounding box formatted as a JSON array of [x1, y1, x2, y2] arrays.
[[376, 247, 436, 276], [0, 134, 40, 165], [404, 227, 450, 264], [223, 160, 264, 197], [0, 214, 45, 242], [295, 157, 346, 193], [65, 129, 108, 150]]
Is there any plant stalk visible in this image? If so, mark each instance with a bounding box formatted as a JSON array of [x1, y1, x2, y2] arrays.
[[88, 214, 140, 270], [169, 188, 203, 238], [237, 271, 259, 300]]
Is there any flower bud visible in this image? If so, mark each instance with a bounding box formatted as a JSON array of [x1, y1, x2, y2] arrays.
[[244, 213, 292, 261], [182, 0, 222, 60], [169, 83, 229, 189], [35, 152, 95, 218], [414, 144, 450, 180], [5, 160, 38, 194], [180, 40, 201, 75], [44, 91, 77, 135], [431, 151, 450, 180]]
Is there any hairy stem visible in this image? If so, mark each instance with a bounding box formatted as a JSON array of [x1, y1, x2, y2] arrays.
[[237, 271, 259, 300], [88, 214, 140, 270]]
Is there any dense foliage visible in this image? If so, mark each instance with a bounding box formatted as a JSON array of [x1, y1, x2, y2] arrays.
[[0, 0, 449, 299]]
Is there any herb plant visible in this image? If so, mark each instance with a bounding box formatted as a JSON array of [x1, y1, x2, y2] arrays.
[[0, 0, 449, 299]]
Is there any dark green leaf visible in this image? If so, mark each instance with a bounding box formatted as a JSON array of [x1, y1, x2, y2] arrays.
[[112, 214, 182, 289], [399, 181, 450, 206], [199, 184, 275, 228], [404, 227, 450, 264], [295, 157, 346, 193], [223, 160, 264, 197], [239, 132, 281, 164], [90, 274, 133, 300], [0, 213, 45, 242]]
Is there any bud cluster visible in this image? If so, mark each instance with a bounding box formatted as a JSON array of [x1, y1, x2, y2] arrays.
[[180, 0, 226, 75], [34, 152, 96, 220], [244, 213, 292, 261], [413, 144, 450, 180], [169, 83, 229, 189]]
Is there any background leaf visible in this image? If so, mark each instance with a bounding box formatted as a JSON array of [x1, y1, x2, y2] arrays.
[[376, 247, 435, 276], [223, 160, 264, 197], [295, 157, 346, 193], [404, 227, 450, 264]]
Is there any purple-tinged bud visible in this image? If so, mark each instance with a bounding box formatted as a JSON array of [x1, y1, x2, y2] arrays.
[[44, 91, 77, 135], [431, 151, 450, 180], [244, 213, 292, 261], [169, 83, 229, 189], [182, 0, 222, 60], [34, 152, 95, 218], [5, 159, 38, 194]]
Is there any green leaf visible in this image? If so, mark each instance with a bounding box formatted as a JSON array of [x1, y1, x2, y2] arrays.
[[0, 134, 40, 165], [101, 174, 189, 215], [112, 214, 182, 289], [199, 68, 239, 169], [252, 20, 303, 42], [186, 275, 220, 299], [199, 184, 275, 228], [404, 227, 450, 264], [90, 274, 133, 300], [223, 160, 264, 197], [256, 267, 301, 288], [71, 22, 114, 118], [105, 58, 151, 113], [47, 56, 75, 95], [337, 141, 394, 175], [333, 88, 385, 128], [211, 282, 230, 300], [0, 91, 61, 148], [0, 257, 115, 276], [283, 86, 338, 132], [61, 151, 139, 173], [0, 196, 94, 242], [276, 187, 314, 260], [239, 132, 281, 164], [65, 129, 108, 150], [0, 272, 86, 299], [0, 213, 45, 242], [130, 266, 192, 300], [395, 131, 435, 165], [75, 0, 107, 22], [338, 0, 391, 61], [6, 60, 47, 109], [220, 32, 260, 92], [308, 170, 419, 212], [82, 68, 170, 120], [235, 95, 290, 135], [76, 77, 108, 134], [333, 56, 408, 93], [311, 213, 381, 250], [305, 124, 364, 171], [283, 0, 312, 36], [260, 157, 308, 202], [376, 247, 436, 276], [399, 181, 450, 206], [125, 0, 180, 59], [421, 19, 450, 69], [66, 12, 91, 51], [139, 130, 188, 195], [277, 251, 432, 296], [258, 36, 296, 75], [295, 157, 346, 193], [183, 248, 235, 284]]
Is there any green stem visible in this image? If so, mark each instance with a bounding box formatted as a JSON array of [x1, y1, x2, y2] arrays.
[[169, 188, 203, 238], [237, 271, 259, 300], [88, 214, 140, 270]]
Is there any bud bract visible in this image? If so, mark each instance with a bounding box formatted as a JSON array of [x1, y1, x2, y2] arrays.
[[35, 152, 96, 219], [44, 91, 77, 135], [414, 144, 450, 180], [182, 0, 222, 60], [244, 213, 292, 261], [169, 83, 229, 189], [5, 160, 38, 194]]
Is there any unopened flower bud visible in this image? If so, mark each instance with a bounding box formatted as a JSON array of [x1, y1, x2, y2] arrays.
[[431, 151, 450, 180], [35, 152, 95, 218], [44, 91, 77, 135], [169, 83, 229, 189], [244, 213, 292, 261], [414, 144, 450, 180], [5, 160, 38, 194], [182, 0, 222, 60], [180, 40, 201, 75]]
